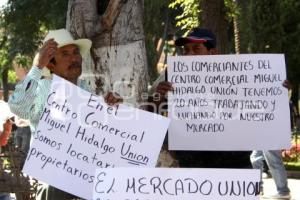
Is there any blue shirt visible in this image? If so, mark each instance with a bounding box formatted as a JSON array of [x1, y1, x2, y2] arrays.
[[8, 66, 91, 133]]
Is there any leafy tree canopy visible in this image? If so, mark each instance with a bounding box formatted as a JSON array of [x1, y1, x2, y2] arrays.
[[169, 0, 200, 34], [1, 0, 68, 62], [246, 0, 300, 85], [0, 0, 67, 95]]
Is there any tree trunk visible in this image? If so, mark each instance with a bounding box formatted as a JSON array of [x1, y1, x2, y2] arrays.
[[200, 0, 229, 54], [196, 0, 251, 168], [236, 0, 249, 53], [233, 5, 240, 54], [2, 67, 9, 101], [66, 0, 149, 107]]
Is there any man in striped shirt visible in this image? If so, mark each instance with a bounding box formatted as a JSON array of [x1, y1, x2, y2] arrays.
[[8, 29, 121, 200]]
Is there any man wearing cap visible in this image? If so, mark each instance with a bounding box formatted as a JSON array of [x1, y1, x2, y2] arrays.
[[8, 29, 121, 200], [153, 28, 251, 168], [154, 28, 291, 199], [153, 28, 217, 107]]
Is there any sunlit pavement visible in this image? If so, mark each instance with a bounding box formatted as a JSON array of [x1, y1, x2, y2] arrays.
[[262, 178, 300, 200]]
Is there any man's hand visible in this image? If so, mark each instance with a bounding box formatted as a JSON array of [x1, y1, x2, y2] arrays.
[[36, 39, 58, 68], [153, 81, 173, 104], [283, 80, 291, 90], [104, 92, 123, 106]]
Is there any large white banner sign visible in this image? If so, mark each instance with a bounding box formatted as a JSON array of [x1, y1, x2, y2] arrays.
[[168, 54, 291, 150], [93, 168, 261, 200], [23, 75, 170, 199]]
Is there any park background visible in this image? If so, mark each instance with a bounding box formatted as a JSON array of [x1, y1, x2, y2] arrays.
[[0, 0, 299, 199]]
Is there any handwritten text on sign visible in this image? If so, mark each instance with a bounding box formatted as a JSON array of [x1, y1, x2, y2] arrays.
[[23, 75, 170, 200], [93, 168, 260, 200], [168, 54, 290, 150]]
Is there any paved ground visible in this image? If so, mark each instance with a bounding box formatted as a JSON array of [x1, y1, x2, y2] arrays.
[[262, 178, 300, 200]]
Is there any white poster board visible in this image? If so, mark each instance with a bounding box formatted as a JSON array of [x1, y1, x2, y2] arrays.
[[93, 168, 260, 200], [168, 54, 291, 150], [23, 75, 170, 200]]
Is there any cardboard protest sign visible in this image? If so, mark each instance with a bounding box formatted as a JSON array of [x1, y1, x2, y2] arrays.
[[93, 168, 260, 200], [23, 75, 170, 199], [168, 54, 291, 150]]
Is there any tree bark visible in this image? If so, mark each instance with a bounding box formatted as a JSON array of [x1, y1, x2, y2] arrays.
[[2, 67, 9, 102], [200, 0, 229, 54], [195, 0, 251, 168], [236, 0, 250, 53], [66, 0, 149, 107], [233, 12, 240, 54]]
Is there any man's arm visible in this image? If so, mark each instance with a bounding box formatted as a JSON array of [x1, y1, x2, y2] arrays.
[[8, 66, 43, 119], [9, 39, 57, 120]]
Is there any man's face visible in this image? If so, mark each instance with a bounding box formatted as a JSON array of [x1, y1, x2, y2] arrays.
[[49, 44, 82, 82], [183, 43, 215, 56]]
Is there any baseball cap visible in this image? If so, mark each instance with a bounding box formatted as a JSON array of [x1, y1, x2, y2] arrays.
[[175, 28, 216, 48]]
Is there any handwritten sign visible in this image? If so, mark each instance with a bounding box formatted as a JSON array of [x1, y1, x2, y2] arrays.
[[23, 75, 170, 200], [168, 54, 291, 150], [93, 168, 260, 200]]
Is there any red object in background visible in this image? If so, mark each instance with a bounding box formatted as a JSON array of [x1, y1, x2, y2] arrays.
[[282, 144, 300, 159], [0, 119, 13, 146]]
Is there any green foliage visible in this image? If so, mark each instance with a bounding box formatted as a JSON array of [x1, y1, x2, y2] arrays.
[[14, 53, 32, 69], [169, 0, 242, 34], [0, 34, 9, 68], [0, 0, 68, 88], [8, 69, 16, 83], [169, 0, 200, 34], [248, 0, 284, 53], [284, 162, 300, 171], [244, 0, 300, 85], [224, 0, 240, 20], [144, 0, 167, 83], [280, 0, 300, 84], [2, 0, 68, 58], [144, 0, 179, 83]]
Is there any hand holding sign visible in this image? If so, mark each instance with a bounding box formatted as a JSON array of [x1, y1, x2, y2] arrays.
[[168, 54, 291, 151], [23, 75, 170, 199], [93, 168, 261, 200]]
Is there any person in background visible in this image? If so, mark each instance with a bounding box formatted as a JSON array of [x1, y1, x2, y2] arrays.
[[0, 118, 13, 200], [250, 80, 292, 200], [250, 150, 290, 199], [13, 117, 31, 168], [13, 117, 31, 154], [152, 27, 251, 168], [12, 60, 32, 161]]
